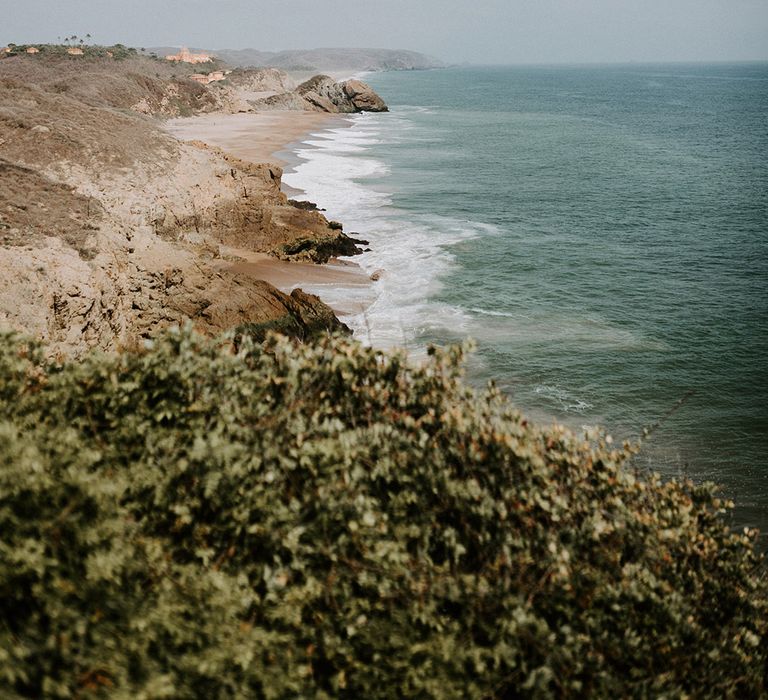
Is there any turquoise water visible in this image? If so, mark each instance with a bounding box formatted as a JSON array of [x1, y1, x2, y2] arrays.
[[285, 64, 768, 539]]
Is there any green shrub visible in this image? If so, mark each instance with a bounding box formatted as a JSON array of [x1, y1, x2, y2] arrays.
[[0, 327, 765, 698]]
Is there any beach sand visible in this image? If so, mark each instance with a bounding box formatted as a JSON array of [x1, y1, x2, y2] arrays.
[[165, 112, 373, 314], [215, 248, 372, 317], [166, 111, 344, 167]]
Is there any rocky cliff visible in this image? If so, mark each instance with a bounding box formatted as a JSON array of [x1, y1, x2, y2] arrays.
[[252, 75, 388, 113], [0, 51, 357, 356]]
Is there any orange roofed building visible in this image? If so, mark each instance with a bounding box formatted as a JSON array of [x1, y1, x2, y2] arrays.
[[26, 47, 40, 54], [165, 47, 212, 64]]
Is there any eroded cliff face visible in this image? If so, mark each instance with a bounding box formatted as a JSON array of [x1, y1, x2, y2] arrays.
[[161, 141, 362, 262], [0, 54, 354, 356]]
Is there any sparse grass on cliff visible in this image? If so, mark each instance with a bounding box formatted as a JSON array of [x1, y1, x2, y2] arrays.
[[0, 327, 766, 698], [2, 43, 146, 61]]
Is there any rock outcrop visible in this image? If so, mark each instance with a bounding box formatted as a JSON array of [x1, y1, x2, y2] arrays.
[[252, 75, 388, 114], [234, 287, 350, 342], [341, 79, 389, 112]]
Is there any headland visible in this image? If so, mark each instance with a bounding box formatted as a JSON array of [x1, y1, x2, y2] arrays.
[[0, 43, 388, 355]]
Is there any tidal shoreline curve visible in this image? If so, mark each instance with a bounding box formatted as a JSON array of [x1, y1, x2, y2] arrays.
[[165, 110, 376, 320]]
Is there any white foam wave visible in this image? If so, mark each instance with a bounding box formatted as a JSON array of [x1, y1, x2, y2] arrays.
[[534, 384, 594, 413], [282, 111, 491, 348], [469, 307, 516, 318]]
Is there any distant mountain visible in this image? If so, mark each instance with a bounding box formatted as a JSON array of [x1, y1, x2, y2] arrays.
[[150, 47, 444, 72]]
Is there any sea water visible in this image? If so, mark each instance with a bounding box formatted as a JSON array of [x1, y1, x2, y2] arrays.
[[283, 64, 768, 540]]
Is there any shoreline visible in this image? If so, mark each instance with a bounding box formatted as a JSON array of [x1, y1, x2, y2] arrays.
[[166, 111, 346, 169], [164, 110, 375, 319]]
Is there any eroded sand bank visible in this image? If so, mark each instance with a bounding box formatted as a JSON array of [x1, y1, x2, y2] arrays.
[[165, 111, 374, 316]]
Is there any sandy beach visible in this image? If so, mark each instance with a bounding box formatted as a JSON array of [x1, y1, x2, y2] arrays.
[[165, 111, 373, 312], [166, 111, 345, 167]]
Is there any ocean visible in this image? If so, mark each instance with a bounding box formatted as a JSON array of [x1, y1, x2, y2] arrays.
[[283, 64, 768, 540]]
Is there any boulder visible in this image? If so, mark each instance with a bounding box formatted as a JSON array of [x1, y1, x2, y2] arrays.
[[296, 75, 352, 113], [288, 288, 350, 337], [194, 275, 348, 341], [225, 284, 350, 343], [278, 231, 367, 263], [342, 79, 389, 112]]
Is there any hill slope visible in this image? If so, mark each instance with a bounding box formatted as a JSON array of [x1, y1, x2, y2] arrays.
[[0, 48, 363, 355], [152, 46, 445, 72]]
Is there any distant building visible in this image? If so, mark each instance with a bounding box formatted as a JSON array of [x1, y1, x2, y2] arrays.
[[1, 47, 11, 54], [165, 47, 212, 64], [67, 47, 84, 56], [26, 47, 40, 54]]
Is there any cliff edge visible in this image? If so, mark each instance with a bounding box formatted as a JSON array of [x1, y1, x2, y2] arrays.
[[0, 49, 362, 356]]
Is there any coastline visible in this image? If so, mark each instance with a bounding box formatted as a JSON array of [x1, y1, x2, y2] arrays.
[[165, 111, 375, 320], [166, 111, 345, 168]]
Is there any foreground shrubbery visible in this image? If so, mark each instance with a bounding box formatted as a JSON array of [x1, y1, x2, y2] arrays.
[[0, 328, 766, 698]]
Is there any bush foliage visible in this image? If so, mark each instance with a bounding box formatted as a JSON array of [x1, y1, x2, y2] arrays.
[[3, 44, 142, 61], [0, 327, 766, 698]]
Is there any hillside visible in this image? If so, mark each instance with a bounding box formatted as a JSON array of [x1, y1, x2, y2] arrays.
[[0, 47, 381, 355], [1, 44, 766, 700], [152, 46, 445, 72]]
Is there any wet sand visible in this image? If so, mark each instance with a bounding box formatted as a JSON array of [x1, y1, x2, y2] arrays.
[[217, 247, 369, 286]]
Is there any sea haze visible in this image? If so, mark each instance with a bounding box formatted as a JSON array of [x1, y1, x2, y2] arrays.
[[283, 63, 768, 540]]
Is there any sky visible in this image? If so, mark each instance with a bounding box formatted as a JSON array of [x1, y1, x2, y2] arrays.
[[2, 0, 767, 65]]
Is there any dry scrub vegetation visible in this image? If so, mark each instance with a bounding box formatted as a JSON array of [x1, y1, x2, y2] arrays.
[[1, 328, 765, 698]]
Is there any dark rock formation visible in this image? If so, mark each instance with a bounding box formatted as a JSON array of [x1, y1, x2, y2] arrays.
[[279, 231, 368, 263], [252, 75, 388, 114], [288, 288, 350, 337], [234, 286, 350, 343], [287, 199, 323, 211]]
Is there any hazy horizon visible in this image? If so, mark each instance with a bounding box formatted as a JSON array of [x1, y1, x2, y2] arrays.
[[2, 0, 767, 65]]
